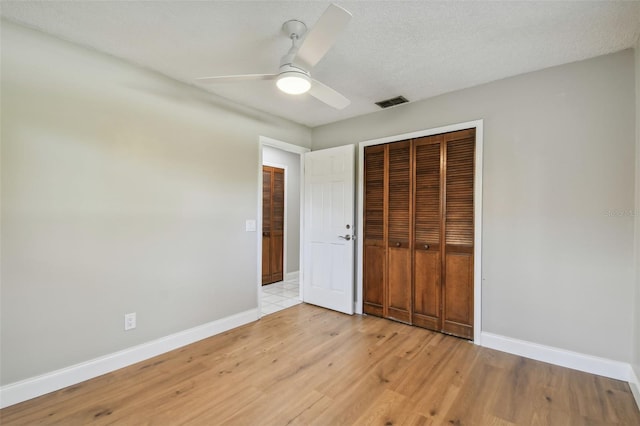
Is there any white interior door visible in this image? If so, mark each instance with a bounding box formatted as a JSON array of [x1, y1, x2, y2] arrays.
[[303, 145, 355, 314]]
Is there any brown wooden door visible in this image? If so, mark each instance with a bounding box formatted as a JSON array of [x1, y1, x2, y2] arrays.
[[262, 166, 284, 285], [412, 134, 443, 331], [442, 129, 475, 339], [386, 140, 412, 324], [363, 145, 386, 317]]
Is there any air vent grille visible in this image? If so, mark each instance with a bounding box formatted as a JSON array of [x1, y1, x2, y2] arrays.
[[375, 96, 409, 109]]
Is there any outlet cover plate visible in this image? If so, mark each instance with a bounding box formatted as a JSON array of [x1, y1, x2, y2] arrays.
[[124, 312, 136, 331]]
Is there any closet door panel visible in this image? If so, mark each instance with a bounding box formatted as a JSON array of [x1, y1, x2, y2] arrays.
[[363, 244, 385, 316], [413, 250, 441, 329], [386, 141, 412, 323], [443, 129, 475, 339], [443, 252, 473, 339], [413, 136, 443, 330], [388, 247, 411, 323], [270, 234, 284, 282], [363, 145, 386, 316]]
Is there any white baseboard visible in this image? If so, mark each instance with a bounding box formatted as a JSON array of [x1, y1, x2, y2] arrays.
[[0, 308, 259, 409], [630, 365, 640, 410], [481, 332, 631, 381], [285, 271, 299, 281]]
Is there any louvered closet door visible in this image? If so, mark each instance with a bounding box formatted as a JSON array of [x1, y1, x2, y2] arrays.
[[412, 135, 443, 331], [363, 145, 386, 317], [442, 129, 475, 339], [262, 166, 284, 285], [386, 141, 412, 323]]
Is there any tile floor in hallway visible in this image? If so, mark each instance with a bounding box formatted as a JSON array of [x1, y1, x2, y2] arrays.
[[261, 276, 301, 316]]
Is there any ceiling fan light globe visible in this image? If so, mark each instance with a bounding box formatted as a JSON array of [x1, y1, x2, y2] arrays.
[[276, 72, 311, 95]]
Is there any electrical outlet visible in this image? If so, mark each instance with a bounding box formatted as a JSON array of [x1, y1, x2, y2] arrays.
[[124, 312, 136, 331]]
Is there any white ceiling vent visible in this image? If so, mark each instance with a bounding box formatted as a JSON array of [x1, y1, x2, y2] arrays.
[[375, 96, 409, 109]]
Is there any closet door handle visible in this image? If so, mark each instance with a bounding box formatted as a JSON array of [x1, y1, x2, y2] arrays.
[[424, 244, 430, 250], [263, 232, 270, 237], [396, 242, 401, 247]]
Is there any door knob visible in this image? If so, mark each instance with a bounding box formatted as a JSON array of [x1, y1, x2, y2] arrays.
[[396, 242, 401, 247], [338, 235, 352, 241], [424, 244, 430, 250]]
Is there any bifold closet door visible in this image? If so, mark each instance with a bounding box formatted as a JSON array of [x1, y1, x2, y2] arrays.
[[386, 141, 412, 323], [442, 130, 475, 339], [362, 128, 475, 340], [412, 135, 443, 331], [262, 166, 284, 285]]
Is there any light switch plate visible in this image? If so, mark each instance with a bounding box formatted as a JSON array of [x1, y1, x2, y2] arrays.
[[245, 219, 256, 232]]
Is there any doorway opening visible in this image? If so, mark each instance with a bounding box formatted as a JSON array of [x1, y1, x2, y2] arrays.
[[258, 137, 309, 317]]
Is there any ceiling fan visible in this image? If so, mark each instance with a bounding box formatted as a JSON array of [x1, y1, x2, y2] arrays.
[[196, 3, 352, 110]]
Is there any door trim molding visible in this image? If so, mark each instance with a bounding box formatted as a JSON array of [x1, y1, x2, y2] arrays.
[[356, 119, 484, 343], [258, 136, 310, 317], [631, 365, 640, 410]]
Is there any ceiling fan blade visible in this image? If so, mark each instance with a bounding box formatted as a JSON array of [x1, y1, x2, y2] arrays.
[[308, 79, 350, 110], [293, 3, 352, 70], [196, 74, 277, 84]]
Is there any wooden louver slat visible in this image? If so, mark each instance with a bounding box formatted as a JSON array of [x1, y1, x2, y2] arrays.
[[414, 139, 441, 244], [262, 170, 271, 232], [272, 170, 285, 232], [364, 147, 385, 241], [388, 142, 411, 243], [445, 136, 474, 246]]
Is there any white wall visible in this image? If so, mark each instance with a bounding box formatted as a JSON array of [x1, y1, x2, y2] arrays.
[[262, 146, 301, 273], [0, 20, 311, 385], [313, 50, 636, 363]]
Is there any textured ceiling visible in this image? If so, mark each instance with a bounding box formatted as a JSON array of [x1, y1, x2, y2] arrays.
[[2, 1, 639, 128]]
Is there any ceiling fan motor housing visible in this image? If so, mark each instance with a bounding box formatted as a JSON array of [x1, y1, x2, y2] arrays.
[[278, 63, 309, 77]]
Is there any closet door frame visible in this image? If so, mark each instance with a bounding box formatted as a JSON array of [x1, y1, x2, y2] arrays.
[[357, 119, 484, 344]]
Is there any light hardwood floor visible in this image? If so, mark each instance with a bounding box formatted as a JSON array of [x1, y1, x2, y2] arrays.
[[2, 304, 639, 425]]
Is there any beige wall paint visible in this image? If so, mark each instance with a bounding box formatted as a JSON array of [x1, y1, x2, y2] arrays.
[[313, 50, 636, 362], [0, 21, 311, 385], [262, 146, 301, 274]]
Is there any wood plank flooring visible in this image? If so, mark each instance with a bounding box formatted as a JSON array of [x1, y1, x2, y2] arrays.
[[2, 304, 639, 425]]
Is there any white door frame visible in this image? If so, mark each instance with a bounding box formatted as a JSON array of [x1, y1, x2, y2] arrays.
[[258, 136, 310, 318], [357, 120, 484, 344]]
